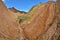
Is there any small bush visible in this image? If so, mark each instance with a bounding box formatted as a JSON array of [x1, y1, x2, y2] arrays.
[[18, 15, 29, 23]]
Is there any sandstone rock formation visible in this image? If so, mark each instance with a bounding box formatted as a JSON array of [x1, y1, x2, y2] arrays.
[[21, 1, 58, 40], [20, 1, 60, 40], [0, 0, 24, 40], [0, 0, 60, 40], [57, 0, 60, 40]]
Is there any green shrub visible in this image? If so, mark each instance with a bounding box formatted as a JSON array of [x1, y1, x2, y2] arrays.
[[18, 15, 29, 23]]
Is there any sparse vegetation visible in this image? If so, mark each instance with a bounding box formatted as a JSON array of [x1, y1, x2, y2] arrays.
[[18, 15, 29, 23]]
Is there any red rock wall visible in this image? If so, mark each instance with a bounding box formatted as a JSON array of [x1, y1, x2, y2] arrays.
[[0, 1, 24, 40], [22, 2, 57, 40]]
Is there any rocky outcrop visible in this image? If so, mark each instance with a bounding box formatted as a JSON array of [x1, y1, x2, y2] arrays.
[[21, 1, 59, 40], [57, 0, 60, 40], [0, 0, 60, 40], [0, 0, 24, 40]]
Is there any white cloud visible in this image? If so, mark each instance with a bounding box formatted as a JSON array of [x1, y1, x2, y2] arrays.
[[2, 0, 5, 1], [2, 0, 9, 1], [53, 0, 56, 1]]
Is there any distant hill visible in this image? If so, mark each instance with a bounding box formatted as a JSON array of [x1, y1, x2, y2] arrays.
[[9, 7, 27, 13]]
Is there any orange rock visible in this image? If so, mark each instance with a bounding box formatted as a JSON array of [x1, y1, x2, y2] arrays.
[[0, 0, 24, 40], [22, 1, 57, 40], [0, 0, 60, 40]]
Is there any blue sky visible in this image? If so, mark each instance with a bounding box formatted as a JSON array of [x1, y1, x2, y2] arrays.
[[2, 0, 56, 12]]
